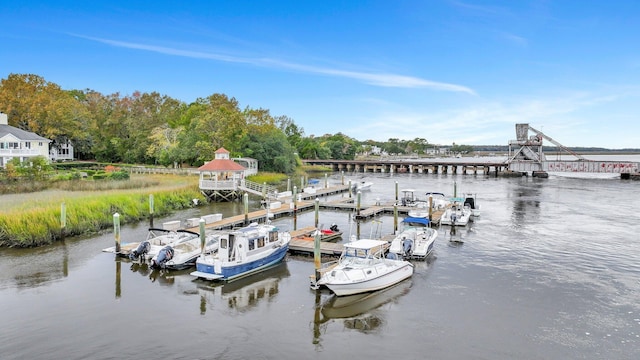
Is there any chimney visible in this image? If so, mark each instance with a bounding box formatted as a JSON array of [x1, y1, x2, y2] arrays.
[[0, 112, 7, 125]]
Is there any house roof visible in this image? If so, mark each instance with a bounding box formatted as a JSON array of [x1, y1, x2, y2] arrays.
[[0, 124, 51, 142], [198, 158, 246, 172], [215, 147, 230, 154]]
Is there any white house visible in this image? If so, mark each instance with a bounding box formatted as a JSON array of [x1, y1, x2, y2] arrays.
[[0, 112, 52, 168], [50, 139, 75, 162]]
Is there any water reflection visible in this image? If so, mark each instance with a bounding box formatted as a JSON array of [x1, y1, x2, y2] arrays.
[[511, 179, 542, 223], [312, 279, 413, 344], [4, 241, 71, 289], [195, 261, 290, 315]]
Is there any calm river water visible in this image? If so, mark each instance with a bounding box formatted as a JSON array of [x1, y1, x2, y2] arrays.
[[1, 164, 640, 359]]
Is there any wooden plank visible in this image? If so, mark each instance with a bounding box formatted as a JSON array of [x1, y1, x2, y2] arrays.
[[288, 238, 344, 256]]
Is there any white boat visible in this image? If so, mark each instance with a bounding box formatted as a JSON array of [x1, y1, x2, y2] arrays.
[[102, 228, 201, 261], [353, 181, 373, 191], [424, 192, 450, 211], [463, 193, 481, 217], [190, 222, 291, 282], [387, 217, 438, 260], [150, 232, 221, 270], [314, 239, 414, 296], [440, 199, 472, 226]]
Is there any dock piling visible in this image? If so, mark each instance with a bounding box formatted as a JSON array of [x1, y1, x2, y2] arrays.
[[199, 218, 206, 253], [149, 194, 154, 227], [243, 193, 249, 225], [113, 213, 121, 254], [314, 229, 321, 283], [314, 198, 320, 228]]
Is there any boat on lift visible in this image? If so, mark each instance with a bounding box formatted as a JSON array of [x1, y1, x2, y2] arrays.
[[463, 193, 481, 217], [387, 217, 438, 260], [150, 232, 222, 270], [440, 198, 472, 226]]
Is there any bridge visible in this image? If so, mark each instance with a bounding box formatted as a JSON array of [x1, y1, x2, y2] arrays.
[[302, 124, 639, 179], [507, 123, 638, 177]]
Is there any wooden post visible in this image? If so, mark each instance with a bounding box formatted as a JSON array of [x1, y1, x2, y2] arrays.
[[149, 194, 154, 228], [394, 204, 398, 234], [314, 198, 320, 228], [287, 178, 291, 192], [113, 213, 121, 254], [348, 180, 352, 198], [324, 173, 328, 188], [395, 181, 399, 203], [356, 191, 362, 217], [314, 229, 321, 283], [293, 186, 298, 212], [262, 182, 267, 200], [199, 218, 206, 253], [293, 186, 298, 231], [243, 193, 249, 225], [60, 202, 66, 240], [428, 194, 433, 222], [341, 171, 344, 185], [454, 181, 457, 198]]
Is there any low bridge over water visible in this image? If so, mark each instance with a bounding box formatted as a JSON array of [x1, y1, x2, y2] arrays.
[[302, 158, 508, 175], [507, 124, 639, 177]]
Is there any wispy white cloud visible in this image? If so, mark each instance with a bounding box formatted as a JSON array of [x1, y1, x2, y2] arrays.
[[500, 32, 528, 47], [340, 89, 638, 148], [73, 34, 475, 94]]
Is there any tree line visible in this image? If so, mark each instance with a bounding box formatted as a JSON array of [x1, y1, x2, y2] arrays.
[[1, 73, 456, 173]]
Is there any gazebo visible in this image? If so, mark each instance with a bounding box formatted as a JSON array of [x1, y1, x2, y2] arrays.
[[198, 147, 247, 201]]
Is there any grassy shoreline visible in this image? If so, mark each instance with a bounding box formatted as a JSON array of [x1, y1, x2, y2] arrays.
[[0, 174, 205, 248]]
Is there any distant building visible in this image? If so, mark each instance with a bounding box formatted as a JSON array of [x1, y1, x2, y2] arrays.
[[0, 112, 52, 168], [50, 139, 75, 162]]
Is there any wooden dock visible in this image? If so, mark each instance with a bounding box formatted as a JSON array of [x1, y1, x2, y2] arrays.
[[179, 183, 443, 256]]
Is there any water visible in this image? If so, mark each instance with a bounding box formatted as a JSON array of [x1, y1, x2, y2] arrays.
[[1, 167, 640, 359]]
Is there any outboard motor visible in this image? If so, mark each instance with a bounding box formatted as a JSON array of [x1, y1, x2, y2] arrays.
[[129, 241, 150, 260], [330, 223, 339, 232], [152, 246, 174, 269], [402, 238, 413, 258]]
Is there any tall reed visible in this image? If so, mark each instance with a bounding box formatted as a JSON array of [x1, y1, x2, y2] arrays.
[[0, 187, 203, 247]]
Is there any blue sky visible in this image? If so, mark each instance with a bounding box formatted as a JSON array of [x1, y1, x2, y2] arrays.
[[2, 1, 639, 148]]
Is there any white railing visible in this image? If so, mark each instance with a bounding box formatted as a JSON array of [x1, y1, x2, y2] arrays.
[[200, 179, 238, 190], [0, 149, 42, 156]]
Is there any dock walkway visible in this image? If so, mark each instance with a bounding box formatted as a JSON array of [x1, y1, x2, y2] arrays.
[[180, 183, 444, 256]]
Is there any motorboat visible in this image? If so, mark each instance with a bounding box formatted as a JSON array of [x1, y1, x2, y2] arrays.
[[399, 189, 418, 206], [387, 217, 437, 260], [353, 181, 373, 192], [313, 239, 414, 296], [440, 199, 472, 226], [103, 228, 201, 261], [190, 222, 291, 282], [463, 193, 481, 217], [150, 232, 221, 270], [294, 224, 343, 242], [424, 192, 450, 211]]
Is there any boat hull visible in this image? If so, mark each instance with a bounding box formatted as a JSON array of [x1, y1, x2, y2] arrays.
[[322, 262, 414, 296], [192, 244, 288, 281]]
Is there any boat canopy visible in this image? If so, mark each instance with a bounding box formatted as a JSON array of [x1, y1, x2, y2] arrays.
[[344, 239, 387, 250], [402, 217, 430, 226]]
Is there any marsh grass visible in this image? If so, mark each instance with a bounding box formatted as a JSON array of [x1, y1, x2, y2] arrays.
[[247, 172, 289, 185], [0, 174, 204, 247]]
